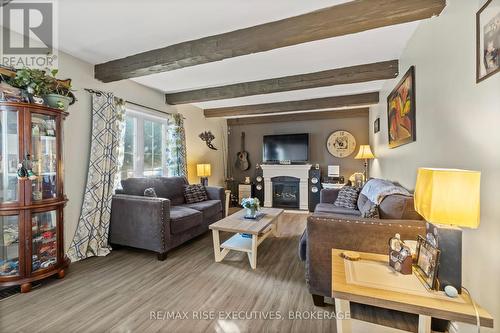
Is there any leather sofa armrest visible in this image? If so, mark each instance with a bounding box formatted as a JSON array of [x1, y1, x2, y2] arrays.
[[305, 214, 425, 297], [320, 188, 340, 203], [205, 186, 225, 211], [109, 194, 171, 253]]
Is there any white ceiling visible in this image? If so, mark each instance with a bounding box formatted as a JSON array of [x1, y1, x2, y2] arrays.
[[52, 0, 420, 113]]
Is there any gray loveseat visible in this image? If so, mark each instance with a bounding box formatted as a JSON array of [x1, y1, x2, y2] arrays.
[[299, 179, 425, 306], [110, 176, 225, 260]]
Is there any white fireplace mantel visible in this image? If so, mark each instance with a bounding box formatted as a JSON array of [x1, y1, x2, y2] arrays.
[[260, 164, 312, 210]]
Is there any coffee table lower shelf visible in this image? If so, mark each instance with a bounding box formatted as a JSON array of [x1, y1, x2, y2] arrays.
[[212, 225, 275, 269], [209, 208, 284, 270]]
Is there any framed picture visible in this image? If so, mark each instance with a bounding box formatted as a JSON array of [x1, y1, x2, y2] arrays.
[[387, 66, 416, 149], [374, 118, 380, 133], [477, 0, 500, 82], [8, 155, 18, 173], [414, 235, 441, 290]]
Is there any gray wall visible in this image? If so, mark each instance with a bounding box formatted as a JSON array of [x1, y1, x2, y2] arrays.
[[369, 1, 500, 329], [228, 116, 369, 182]]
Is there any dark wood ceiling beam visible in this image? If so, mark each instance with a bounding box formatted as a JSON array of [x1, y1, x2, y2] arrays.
[[227, 108, 369, 126], [165, 60, 398, 105], [204, 92, 379, 118], [95, 0, 445, 82]]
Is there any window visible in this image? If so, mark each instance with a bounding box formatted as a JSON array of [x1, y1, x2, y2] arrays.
[[120, 108, 168, 180]]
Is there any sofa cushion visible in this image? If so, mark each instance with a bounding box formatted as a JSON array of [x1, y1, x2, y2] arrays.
[[120, 176, 188, 205], [182, 200, 222, 220], [333, 186, 360, 209], [379, 194, 422, 220], [314, 203, 361, 216], [169, 206, 203, 234], [153, 177, 188, 205], [184, 184, 208, 203]]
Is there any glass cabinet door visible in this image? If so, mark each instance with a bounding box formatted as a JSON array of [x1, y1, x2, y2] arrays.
[[31, 114, 58, 202], [0, 109, 20, 203], [31, 210, 57, 272], [0, 215, 20, 276]]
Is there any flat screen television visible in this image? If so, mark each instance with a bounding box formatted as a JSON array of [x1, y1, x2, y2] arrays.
[[263, 133, 309, 164]]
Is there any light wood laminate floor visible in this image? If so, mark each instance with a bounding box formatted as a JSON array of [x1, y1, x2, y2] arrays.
[[0, 211, 417, 333]]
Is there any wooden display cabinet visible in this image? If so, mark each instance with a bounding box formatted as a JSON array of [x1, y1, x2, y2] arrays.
[[0, 102, 69, 292]]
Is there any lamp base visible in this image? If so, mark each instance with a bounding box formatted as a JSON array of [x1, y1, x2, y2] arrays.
[[426, 222, 462, 294], [200, 177, 208, 186]]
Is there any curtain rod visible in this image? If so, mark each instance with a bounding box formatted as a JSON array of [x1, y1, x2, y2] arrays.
[[84, 88, 185, 118]]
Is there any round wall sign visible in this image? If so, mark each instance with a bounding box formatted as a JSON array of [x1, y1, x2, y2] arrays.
[[326, 131, 356, 158]]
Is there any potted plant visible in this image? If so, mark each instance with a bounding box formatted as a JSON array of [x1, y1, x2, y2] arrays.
[[241, 197, 260, 219], [8, 68, 51, 104], [43, 69, 75, 111], [7, 68, 76, 110]]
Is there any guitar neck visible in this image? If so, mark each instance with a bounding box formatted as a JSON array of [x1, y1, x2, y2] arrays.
[[241, 132, 245, 151]]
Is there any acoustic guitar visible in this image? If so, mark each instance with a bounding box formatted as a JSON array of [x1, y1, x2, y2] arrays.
[[235, 132, 250, 171]]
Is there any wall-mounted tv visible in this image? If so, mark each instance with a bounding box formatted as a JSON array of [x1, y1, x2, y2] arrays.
[[263, 133, 309, 164]]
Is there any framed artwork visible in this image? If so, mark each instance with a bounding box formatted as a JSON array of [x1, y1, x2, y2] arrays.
[[8, 154, 18, 173], [414, 236, 441, 290], [477, 0, 500, 82], [387, 66, 416, 149], [374, 118, 380, 133]]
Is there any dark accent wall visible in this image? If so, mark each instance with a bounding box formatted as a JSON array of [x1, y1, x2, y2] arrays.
[[228, 116, 369, 182]]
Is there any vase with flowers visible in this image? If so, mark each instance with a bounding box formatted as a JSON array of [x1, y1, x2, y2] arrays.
[[241, 197, 260, 219]]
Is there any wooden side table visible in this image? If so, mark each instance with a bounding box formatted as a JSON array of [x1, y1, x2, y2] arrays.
[[331, 249, 493, 333]]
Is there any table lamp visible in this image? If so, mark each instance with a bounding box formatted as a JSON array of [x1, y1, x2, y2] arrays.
[[354, 145, 375, 178], [197, 163, 211, 186], [414, 168, 481, 293]]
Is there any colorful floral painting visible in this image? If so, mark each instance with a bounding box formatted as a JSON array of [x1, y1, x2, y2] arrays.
[[387, 66, 416, 149]]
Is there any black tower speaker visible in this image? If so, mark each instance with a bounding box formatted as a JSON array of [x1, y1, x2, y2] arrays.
[[254, 164, 264, 204], [308, 166, 321, 212]]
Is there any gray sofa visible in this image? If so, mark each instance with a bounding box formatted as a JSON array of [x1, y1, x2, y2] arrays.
[[110, 176, 225, 260], [299, 179, 425, 306]]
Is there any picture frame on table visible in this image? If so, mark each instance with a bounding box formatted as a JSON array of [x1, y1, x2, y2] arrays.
[[477, 0, 500, 82], [414, 235, 441, 290]]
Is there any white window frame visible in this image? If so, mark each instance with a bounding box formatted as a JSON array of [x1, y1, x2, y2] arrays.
[[123, 105, 169, 178]]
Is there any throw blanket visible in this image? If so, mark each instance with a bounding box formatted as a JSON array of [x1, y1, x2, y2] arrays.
[[361, 178, 411, 204]]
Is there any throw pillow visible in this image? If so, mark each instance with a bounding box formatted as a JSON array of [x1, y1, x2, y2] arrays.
[[333, 186, 360, 210], [144, 187, 157, 197], [360, 199, 380, 218], [184, 184, 208, 203]]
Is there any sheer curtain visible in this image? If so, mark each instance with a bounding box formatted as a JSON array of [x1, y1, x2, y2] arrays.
[[166, 113, 188, 177], [67, 91, 125, 262]]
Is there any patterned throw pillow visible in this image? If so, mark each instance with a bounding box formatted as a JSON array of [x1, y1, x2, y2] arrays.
[[144, 187, 157, 197], [333, 186, 360, 209], [360, 199, 380, 218], [184, 184, 208, 203]]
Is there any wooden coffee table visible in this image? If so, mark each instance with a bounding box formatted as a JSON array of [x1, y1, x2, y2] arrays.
[[209, 208, 284, 269], [331, 249, 493, 333]]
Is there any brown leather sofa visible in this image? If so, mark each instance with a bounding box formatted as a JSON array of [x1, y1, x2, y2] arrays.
[[298, 181, 426, 306], [109, 176, 225, 260]]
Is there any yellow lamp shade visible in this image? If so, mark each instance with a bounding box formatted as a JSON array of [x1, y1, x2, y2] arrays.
[[196, 164, 211, 177], [414, 168, 481, 228], [354, 145, 375, 159]]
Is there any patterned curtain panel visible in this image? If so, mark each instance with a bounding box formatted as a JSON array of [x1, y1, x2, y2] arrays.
[[166, 113, 188, 177], [67, 92, 125, 262]]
